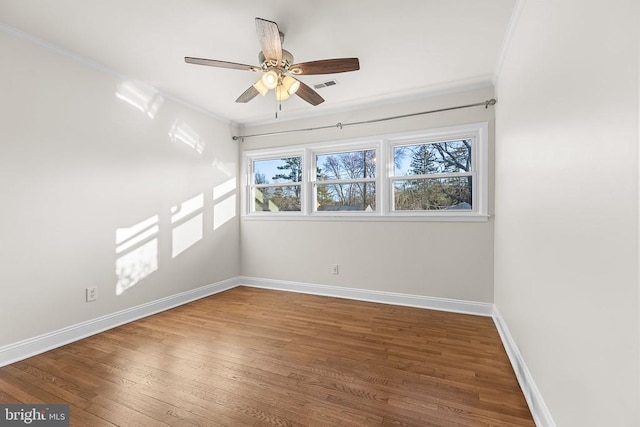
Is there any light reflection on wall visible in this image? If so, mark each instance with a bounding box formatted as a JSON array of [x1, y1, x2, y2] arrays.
[[169, 120, 205, 154], [115, 81, 164, 119], [114, 181, 235, 295], [213, 178, 236, 230], [171, 194, 204, 258], [211, 158, 234, 177], [115, 215, 159, 296]]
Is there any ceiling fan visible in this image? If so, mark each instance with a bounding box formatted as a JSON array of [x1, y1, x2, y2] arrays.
[[185, 17, 360, 106]]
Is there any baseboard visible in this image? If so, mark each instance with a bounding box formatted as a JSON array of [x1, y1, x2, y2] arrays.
[[0, 277, 241, 368], [5, 270, 555, 427], [493, 307, 556, 427], [1, 275, 549, 427], [0, 276, 492, 367], [238, 276, 494, 317]]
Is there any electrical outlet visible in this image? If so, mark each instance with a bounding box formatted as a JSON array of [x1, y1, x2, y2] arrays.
[[86, 286, 97, 302], [331, 264, 339, 275]]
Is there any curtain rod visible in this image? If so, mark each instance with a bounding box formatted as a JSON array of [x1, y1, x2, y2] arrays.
[[232, 98, 496, 141]]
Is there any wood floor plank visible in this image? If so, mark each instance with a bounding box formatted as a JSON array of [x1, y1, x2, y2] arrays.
[[0, 287, 534, 426]]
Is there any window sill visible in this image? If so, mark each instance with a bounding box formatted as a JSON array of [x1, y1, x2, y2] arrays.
[[242, 213, 491, 223]]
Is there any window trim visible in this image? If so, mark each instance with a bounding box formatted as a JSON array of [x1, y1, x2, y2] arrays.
[[242, 122, 489, 222], [311, 143, 380, 215], [246, 149, 305, 216], [388, 131, 482, 216]]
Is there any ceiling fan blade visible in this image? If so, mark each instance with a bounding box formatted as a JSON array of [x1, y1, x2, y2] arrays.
[[185, 57, 259, 72], [236, 85, 260, 103], [289, 58, 360, 75], [295, 81, 324, 106], [255, 18, 282, 66]]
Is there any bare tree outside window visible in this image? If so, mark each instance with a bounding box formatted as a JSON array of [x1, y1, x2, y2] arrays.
[[316, 149, 376, 211], [393, 140, 472, 211]]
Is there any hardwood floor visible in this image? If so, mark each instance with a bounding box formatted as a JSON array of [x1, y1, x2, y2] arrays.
[[0, 287, 535, 426]]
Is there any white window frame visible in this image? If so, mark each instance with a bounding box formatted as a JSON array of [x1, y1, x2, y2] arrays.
[[245, 148, 305, 216], [241, 122, 488, 222], [311, 142, 380, 216], [387, 122, 487, 218]]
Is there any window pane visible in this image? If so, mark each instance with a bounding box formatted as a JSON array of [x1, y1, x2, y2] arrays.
[[394, 140, 472, 176], [254, 157, 302, 184], [317, 149, 376, 181], [393, 177, 472, 211], [316, 182, 376, 212], [254, 186, 301, 212]]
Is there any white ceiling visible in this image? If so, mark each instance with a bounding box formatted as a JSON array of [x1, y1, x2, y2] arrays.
[[0, 0, 516, 125]]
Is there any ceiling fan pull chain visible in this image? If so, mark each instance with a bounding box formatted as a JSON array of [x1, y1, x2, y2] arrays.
[[275, 97, 283, 119]]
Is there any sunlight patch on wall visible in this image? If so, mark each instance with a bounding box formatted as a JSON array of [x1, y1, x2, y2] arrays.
[[212, 158, 234, 177], [115, 215, 159, 296], [169, 120, 205, 154], [213, 178, 236, 230], [214, 195, 236, 230], [116, 81, 163, 119], [213, 177, 236, 200], [171, 193, 204, 258]]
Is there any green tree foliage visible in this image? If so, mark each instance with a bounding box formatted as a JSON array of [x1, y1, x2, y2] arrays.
[[254, 157, 303, 212], [395, 140, 472, 210], [273, 157, 302, 184], [409, 144, 438, 175], [315, 165, 332, 208]]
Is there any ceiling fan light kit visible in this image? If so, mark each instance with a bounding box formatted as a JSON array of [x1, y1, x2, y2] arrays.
[[252, 79, 269, 96], [275, 85, 290, 101], [185, 17, 360, 111], [281, 75, 300, 95], [261, 70, 279, 89]]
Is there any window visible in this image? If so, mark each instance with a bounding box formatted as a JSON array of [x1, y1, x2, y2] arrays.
[[242, 122, 488, 221], [251, 156, 303, 212], [314, 149, 377, 212], [391, 139, 473, 211]]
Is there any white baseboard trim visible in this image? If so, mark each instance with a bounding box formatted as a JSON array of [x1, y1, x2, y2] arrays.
[[238, 276, 494, 317], [0, 276, 556, 427], [493, 307, 556, 427], [0, 276, 492, 367], [2, 275, 550, 427], [0, 277, 241, 368]]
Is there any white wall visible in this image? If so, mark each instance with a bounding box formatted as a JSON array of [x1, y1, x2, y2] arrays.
[[494, 1, 640, 426], [240, 87, 495, 302], [0, 30, 240, 347]]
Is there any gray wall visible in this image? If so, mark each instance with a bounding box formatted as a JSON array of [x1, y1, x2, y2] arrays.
[[0, 30, 240, 347], [240, 87, 495, 302], [494, 1, 639, 425]]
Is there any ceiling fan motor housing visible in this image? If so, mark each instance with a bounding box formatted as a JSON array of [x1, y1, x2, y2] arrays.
[[259, 50, 294, 69]]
